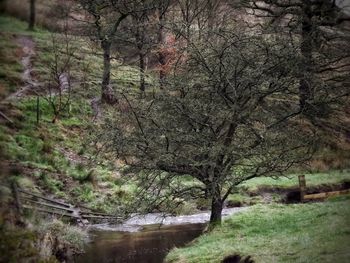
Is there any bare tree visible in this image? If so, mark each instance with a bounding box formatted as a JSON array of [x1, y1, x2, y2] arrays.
[[103, 27, 314, 227], [40, 28, 77, 123], [127, 0, 155, 93]]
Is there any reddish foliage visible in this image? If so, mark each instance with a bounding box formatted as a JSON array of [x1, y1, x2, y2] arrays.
[[156, 34, 187, 76]]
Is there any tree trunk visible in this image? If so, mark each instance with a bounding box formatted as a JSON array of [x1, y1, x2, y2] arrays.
[[299, 2, 313, 111], [139, 51, 146, 92], [158, 9, 166, 89], [135, 11, 146, 93], [101, 40, 116, 104], [28, 0, 36, 31], [209, 186, 223, 229], [207, 0, 214, 40]]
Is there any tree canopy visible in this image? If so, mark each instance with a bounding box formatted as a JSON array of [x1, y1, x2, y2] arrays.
[[104, 27, 314, 226]]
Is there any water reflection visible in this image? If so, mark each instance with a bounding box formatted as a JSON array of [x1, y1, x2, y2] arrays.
[[76, 223, 205, 263]]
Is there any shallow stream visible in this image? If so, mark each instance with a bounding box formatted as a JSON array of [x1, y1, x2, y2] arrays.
[[76, 208, 246, 263]]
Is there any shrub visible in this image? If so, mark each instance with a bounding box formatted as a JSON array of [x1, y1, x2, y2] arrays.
[[37, 219, 89, 250]]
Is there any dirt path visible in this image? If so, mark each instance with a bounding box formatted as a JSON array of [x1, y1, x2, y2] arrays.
[[4, 35, 39, 101]]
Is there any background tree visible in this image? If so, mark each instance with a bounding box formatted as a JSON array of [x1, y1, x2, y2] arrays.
[[124, 0, 156, 93], [103, 27, 314, 227], [79, 0, 131, 104], [238, 0, 350, 168], [155, 0, 171, 89], [28, 0, 35, 31], [239, 0, 350, 113], [133, 1, 148, 92]]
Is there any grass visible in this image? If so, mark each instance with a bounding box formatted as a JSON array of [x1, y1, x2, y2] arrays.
[[0, 31, 22, 99], [224, 171, 350, 208], [166, 195, 350, 263], [0, 14, 144, 212], [239, 171, 350, 191]]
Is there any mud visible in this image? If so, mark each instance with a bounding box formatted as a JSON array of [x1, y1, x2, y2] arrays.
[[222, 254, 254, 263]]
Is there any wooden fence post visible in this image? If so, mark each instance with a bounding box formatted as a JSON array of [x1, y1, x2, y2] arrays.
[[298, 175, 306, 202]]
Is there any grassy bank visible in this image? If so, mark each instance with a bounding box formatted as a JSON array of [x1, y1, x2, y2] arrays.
[[0, 14, 146, 262], [167, 195, 350, 263], [239, 172, 350, 191], [0, 15, 142, 213], [225, 171, 350, 207]]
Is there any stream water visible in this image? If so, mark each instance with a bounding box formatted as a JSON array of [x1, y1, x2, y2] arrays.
[[76, 223, 205, 263], [76, 208, 246, 263]]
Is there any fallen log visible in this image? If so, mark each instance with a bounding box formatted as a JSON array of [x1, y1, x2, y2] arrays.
[[81, 215, 121, 219], [81, 211, 117, 216], [22, 205, 80, 218], [21, 198, 76, 213], [304, 189, 350, 201], [18, 189, 72, 208]]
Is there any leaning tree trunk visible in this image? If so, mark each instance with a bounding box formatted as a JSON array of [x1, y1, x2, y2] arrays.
[[209, 185, 223, 229], [28, 0, 36, 31], [101, 40, 116, 104]]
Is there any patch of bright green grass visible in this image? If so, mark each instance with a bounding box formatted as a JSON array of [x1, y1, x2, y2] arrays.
[[240, 171, 350, 191], [166, 196, 350, 263], [0, 16, 30, 33], [0, 15, 49, 37]]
